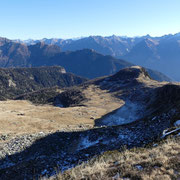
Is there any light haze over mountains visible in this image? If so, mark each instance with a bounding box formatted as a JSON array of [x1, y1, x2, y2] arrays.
[[14, 32, 180, 81], [0, 36, 172, 82]]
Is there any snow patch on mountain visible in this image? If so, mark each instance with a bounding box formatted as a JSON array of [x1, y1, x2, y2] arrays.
[[97, 101, 144, 126]]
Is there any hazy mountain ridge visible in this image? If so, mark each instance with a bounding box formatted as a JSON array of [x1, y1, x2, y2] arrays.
[[0, 38, 172, 82], [0, 37, 30, 67], [15, 33, 180, 80], [14, 35, 146, 56], [123, 35, 180, 80]]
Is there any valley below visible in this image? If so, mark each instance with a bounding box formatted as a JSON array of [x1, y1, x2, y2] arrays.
[[0, 66, 180, 179]]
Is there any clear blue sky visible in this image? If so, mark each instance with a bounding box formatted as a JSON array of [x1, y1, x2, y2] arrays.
[[0, 0, 180, 39]]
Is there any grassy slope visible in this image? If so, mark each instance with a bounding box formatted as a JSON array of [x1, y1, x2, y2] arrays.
[[56, 136, 180, 180]]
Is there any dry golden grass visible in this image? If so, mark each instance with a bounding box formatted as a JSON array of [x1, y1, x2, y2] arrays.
[[55, 137, 180, 180], [0, 85, 122, 136], [0, 67, 178, 137]]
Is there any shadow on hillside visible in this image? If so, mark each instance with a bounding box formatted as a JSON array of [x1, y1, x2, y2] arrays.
[[0, 121, 152, 180], [0, 113, 171, 180], [0, 131, 83, 180], [0, 126, 131, 180]]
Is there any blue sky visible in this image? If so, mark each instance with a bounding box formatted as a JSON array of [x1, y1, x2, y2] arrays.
[[0, 0, 180, 39]]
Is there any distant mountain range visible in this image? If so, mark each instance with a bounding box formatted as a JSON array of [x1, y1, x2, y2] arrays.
[[0, 37, 171, 82], [14, 33, 180, 81], [14, 35, 148, 57]]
